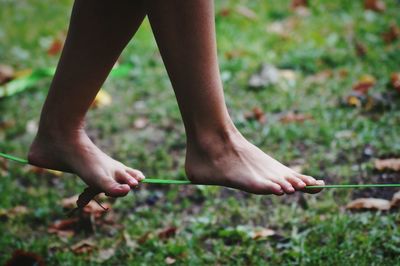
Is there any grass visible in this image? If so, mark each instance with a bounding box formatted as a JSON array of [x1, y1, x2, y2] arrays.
[[1, 0, 400, 265]]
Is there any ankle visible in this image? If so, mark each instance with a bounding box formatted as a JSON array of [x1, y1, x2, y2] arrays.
[[187, 122, 243, 156], [36, 122, 86, 143]]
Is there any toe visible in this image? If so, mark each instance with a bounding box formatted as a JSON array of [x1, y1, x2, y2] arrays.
[[297, 174, 317, 186], [262, 180, 284, 195], [303, 179, 325, 194], [285, 175, 306, 190], [274, 178, 295, 194], [126, 168, 145, 181], [104, 182, 131, 197], [115, 171, 139, 187]]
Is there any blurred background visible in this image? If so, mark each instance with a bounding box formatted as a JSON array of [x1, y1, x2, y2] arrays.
[[1, 0, 400, 264]]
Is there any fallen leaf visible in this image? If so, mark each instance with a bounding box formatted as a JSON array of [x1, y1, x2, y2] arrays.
[[251, 228, 276, 240], [382, 23, 400, 44], [235, 5, 258, 20], [305, 70, 333, 84], [245, 107, 266, 124], [390, 191, 400, 208], [0, 205, 29, 219], [165, 257, 176, 265], [248, 64, 280, 89], [91, 89, 112, 108], [95, 247, 116, 263], [123, 232, 138, 250], [218, 8, 231, 17], [5, 250, 45, 266], [352, 75, 376, 95], [48, 218, 79, 237], [374, 158, 400, 171], [390, 72, 400, 93], [0, 64, 14, 85], [355, 40, 367, 57], [266, 18, 299, 38], [137, 231, 152, 244], [279, 112, 313, 124], [47, 38, 64, 56], [291, 0, 308, 9], [71, 239, 95, 254], [133, 117, 149, 129], [346, 198, 391, 211], [364, 0, 386, 12], [158, 226, 177, 240]]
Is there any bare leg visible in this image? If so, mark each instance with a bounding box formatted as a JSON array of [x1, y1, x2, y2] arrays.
[[28, 0, 146, 197], [147, 0, 324, 195]]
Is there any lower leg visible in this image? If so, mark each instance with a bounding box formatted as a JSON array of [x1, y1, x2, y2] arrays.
[[29, 0, 146, 197], [147, 0, 324, 195]]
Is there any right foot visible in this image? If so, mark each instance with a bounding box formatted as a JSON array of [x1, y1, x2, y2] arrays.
[[185, 128, 324, 195], [28, 129, 145, 197]]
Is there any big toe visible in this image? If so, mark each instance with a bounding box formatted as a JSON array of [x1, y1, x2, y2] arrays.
[[103, 181, 131, 197], [304, 179, 325, 194]]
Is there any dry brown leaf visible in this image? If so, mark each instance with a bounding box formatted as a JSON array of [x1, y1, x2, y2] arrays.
[[91, 89, 112, 108], [355, 40, 367, 57], [279, 112, 313, 124], [382, 23, 400, 44], [306, 70, 333, 84], [291, 0, 308, 9], [374, 158, 400, 171], [245, 107, 266, 124], [364, 0, 386, 12], [158, 226, 177, 240], [48, 218, 79, 237], [251, 228, 276, 240], [218, 8, 231, 17], [138, 231, 152, 244], [352, 75, 376, 94], [47, 38, 64, 56], [235, 6, 258, 20], [71, 239, 96, 254], [165, 257, 176, 265], [390, 72, 400, 93], [0, 64, 14, 85], [4, 250, 45, 266], [346, 198, 391, 211]]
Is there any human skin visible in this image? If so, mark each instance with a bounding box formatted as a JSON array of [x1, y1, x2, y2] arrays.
[[28, 0, 324, 204]]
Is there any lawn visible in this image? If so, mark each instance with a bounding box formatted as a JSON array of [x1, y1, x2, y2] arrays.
[[1, 0, 400, 265]]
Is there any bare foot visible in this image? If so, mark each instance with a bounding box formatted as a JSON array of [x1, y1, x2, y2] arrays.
[[28, 129, 145, 197], [185, 129, 324, 195]]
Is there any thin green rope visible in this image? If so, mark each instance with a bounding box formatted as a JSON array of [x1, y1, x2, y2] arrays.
[[0, 152, 29, 164], [1, 151, 400, 189]]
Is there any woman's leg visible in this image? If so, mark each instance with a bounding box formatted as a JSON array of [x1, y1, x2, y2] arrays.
[[28, 0, 146, 197], [146, 0, 324, 195]]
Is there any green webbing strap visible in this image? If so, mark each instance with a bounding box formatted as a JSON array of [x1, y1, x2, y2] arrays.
[[1, 151, 400, 188], [0, 64, 132, 98]]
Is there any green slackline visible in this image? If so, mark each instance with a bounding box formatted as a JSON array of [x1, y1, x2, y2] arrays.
[[1, 151, 400, 189], [0, 63, 133, 98]]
